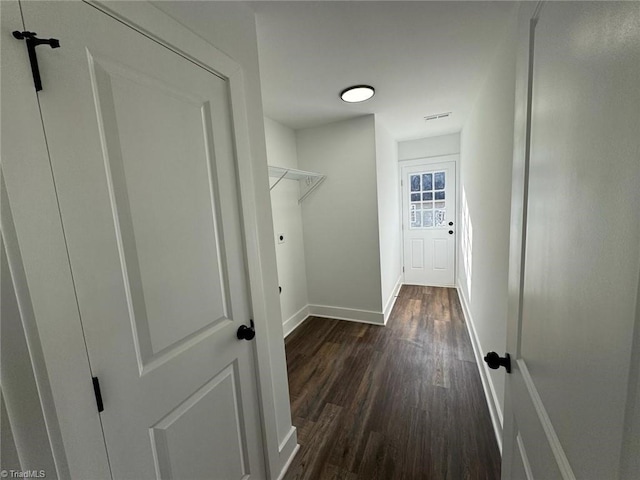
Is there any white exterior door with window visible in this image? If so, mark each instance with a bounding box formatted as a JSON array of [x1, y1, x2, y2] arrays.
[[401, 159, 457, 286], [8, 2, 267, 478]]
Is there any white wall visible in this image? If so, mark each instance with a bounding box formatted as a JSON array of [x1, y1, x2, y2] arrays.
[[297, 115, 384, 323], [457, 18, 517, 446], [264, 117, 310, 335], [374, 118, 402, 321], [398, 132, 460, 161], [265, 115, 399, 329]]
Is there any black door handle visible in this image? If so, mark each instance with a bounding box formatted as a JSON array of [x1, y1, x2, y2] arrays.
[[449, 221, 454, 226], [448, 230, 454, 235], [237, 320, 255, 341], [484, 352, 511, 373], [12, 31, 60, 92]]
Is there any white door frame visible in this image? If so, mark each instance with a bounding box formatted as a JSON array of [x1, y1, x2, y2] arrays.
[[2, 1, 292, 478], [398, 154, 460, 287]]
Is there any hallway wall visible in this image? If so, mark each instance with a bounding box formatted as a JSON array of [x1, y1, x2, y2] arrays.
[[374, 118, 402, 321], [398, 132, 460, 161], [457, 15, 518, 448], [297, 116, 384, 322], [264, 117, 310, 335]]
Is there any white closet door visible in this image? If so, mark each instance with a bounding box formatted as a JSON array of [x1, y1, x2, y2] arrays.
[[20, 1, 266, 478]]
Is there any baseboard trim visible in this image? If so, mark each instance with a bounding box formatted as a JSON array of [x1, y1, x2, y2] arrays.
[[284, 302, 387, 336], [384, 274, 403, 325], [276, 426, 299, 480], [383, 276, 403, 324], [308, 304, 385, 325], [283, 305, 310, 338], [456, 285, 504, 453]]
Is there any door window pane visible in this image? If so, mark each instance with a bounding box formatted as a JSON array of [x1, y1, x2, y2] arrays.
[[423, 210, 434, 227], [408, 168, 447, 229], [411, 209, 422, 228], [411, 175, 420, 191], [422, 173, 432, 191]]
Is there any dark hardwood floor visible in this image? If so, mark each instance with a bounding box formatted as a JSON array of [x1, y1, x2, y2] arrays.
[[282, 285, 501, 480]]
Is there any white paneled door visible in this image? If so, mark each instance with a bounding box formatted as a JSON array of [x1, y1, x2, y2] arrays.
[[402, 160, 456, 286], [502, 2, 640, 479], [18, 2, 265, 478]]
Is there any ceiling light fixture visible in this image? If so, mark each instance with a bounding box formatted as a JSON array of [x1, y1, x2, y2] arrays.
[[340, 85, 375, 103]]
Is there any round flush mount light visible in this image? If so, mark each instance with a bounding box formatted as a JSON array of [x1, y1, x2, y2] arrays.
[[340, 85, 375, 103]]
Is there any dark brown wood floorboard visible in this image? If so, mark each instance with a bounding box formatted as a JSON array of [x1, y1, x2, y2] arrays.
[[282, 285, 501, 480]]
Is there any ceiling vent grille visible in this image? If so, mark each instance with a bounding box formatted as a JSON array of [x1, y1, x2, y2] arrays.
[[424, 112, 451, 121]]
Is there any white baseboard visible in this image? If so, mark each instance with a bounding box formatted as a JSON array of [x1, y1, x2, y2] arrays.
[[283, 302, 387, 337], [456, 285, 504, 453], [283, 305, 310, 338], [383, 275, 403, 324], [276, 426, 299, 480], [308, 304, 385, 325]]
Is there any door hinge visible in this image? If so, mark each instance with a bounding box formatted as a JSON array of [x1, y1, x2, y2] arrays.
[[92, 376, 104, 413], [12, 31, 60, 92], [403, 266, 405, 273]]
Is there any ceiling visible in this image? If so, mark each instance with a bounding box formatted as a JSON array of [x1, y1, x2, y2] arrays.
[[248, 1, 517, 141]]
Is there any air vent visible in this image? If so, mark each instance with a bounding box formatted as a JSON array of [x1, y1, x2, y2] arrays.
[[424, 112, 451, 121]]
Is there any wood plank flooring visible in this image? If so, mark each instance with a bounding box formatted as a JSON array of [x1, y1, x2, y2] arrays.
[[283, 285, 501, 480]]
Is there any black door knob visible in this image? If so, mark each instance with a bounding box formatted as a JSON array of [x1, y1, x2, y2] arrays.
[[484, 352, 511, 373], [237, 320, 255, 341], [448, 230, 454, 235], [449, 221, 454, 226]]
